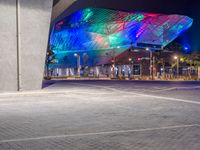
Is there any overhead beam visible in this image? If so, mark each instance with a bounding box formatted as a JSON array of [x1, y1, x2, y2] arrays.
[[51, 0, 76, 21]]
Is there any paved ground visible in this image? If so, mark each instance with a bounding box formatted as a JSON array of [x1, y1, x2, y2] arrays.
[[0, 80, 200, 150]]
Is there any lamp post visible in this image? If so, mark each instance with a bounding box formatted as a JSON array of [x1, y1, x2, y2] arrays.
[[110, 49, 116, 78], [174, 56, 179, 77], [146, 48, 154, 80], [128, 57, 134, 79], [74, 53, 80, 77]]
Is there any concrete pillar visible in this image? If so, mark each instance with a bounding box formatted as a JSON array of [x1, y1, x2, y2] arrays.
[[0, 1, 18, 92], [0, 0, 53, 92], [19, 0, 53, 91], [0, 0, 79, 92]]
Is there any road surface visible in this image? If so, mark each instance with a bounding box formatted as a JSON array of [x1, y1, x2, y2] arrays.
[[0, 80, 200, 149]]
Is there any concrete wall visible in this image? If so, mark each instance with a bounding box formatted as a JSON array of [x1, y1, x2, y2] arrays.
[[0, 1, 18, 92], [0, 0, 53, 92], [19, 0, 53, 91]]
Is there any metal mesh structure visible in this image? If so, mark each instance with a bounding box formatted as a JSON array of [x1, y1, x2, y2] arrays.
[[49, 8, 193, 67]]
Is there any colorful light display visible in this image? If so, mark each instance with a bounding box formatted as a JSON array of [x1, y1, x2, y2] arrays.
[[49, 8, 193, 68]]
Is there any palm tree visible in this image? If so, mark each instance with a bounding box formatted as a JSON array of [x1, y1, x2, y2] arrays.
[[181, 54, 200, 78], [46, 45, 56, 78]]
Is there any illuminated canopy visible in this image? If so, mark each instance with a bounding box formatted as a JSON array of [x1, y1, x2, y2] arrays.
[[49, 8, 193, 67]]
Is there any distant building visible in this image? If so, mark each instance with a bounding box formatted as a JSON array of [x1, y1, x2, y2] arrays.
[[49, 8, 192, 69]]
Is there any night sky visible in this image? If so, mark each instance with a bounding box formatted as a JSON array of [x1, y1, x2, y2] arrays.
[[55, 0, 200, 52]]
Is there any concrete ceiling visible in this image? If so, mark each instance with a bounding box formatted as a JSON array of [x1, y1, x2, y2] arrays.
[[52, 0, 76, 21]]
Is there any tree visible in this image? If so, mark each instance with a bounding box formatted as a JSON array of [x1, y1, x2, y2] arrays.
[[46, 45, 56, 78], [154, 50, 167, 77], [180, 54, 200, 78]]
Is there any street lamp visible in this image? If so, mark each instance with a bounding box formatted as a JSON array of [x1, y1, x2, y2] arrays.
[[180, 57, 184, 62], [146, 48, 154, 80], [74, 53, 80, 77], [128, 57, 134, 79], [174, 56, 178, 60], [174, 55, 179, 77]]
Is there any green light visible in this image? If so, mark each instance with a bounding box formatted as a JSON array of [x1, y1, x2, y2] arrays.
[[125, 14, 144, 22], [83, 8, 93, 21], [136, 14, 145, 21]]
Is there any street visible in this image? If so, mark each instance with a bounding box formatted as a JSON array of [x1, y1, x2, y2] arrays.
[[0, 80, 200, 150]]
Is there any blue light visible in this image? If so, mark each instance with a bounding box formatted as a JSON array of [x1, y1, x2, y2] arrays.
[[184, 47, 189, 50], [182, 44, 191, 53]]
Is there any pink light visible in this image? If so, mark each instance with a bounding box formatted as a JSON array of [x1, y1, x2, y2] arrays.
[[145, 13, 159, 17], [56, 21, 64, 30], [113, 23, 124, 34]]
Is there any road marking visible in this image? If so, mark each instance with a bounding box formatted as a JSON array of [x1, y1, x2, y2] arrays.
[[152, 86, 200, 93], [72, 82, 200, 93], [136, 93, 200, 105], [0, 89, 108, 98], [0, 124, 199, 144], [70, 83, 144, 95], [0, 83, 200, 105], [0, 83, 122, 97], [70, 83, 200, 105], [71, 83, 122, 91]]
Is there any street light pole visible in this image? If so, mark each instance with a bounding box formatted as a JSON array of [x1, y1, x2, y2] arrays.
[[146, 48, 153, 80], [177, 57, 179, 77], [111, 50, 116, 78], [128, 57, 134, 79], [150, 50, 154, 80], [174, 56, 179, 78], [74, 53, 80, 77]]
